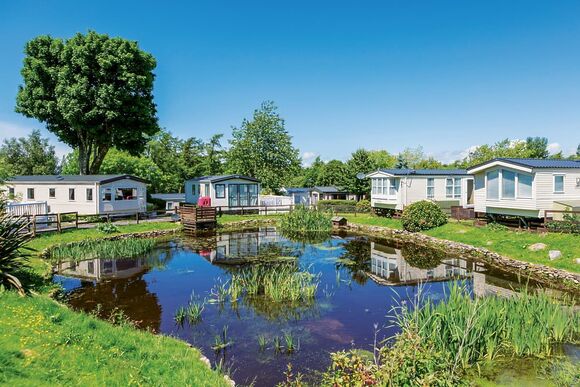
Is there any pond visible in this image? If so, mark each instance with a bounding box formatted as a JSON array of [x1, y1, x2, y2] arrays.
[[52, 227, 568, 386]]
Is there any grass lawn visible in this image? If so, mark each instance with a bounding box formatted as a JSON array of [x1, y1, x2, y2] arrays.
[[0, 292, 227, 386], [342, 215, 580, 273]]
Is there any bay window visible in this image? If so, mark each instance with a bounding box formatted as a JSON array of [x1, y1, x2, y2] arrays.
[[517, 173, 533, 198], [502, 170, 515, 199], [486, 170, 499, 200], [389, 179, 398, 195]]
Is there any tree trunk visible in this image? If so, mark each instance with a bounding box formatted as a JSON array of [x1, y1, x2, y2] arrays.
[[78, 143, 90, 175], [88, 144, 110, 175]]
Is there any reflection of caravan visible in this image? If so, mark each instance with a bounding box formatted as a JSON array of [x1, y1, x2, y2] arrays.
[[369, 242, 469, 285], [57, 258, 147, 281], [204, 227, 283, 263]]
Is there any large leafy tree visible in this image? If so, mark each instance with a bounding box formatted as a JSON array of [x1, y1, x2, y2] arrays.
[[226, 101, 301, 193], [16, 31, 159, 175], [200, 134, 225, 175], [525, 137, 549, 158], [318, 159, 348, 187], [345, 149, 376, 198], [0, 130, 58, 176], [369, 150, 397, 169]]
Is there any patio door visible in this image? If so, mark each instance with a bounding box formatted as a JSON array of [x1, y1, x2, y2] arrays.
[[467, 179, 474, 205]]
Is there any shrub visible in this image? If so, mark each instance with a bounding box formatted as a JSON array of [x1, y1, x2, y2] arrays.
[[546, 213, 580, 234], [96, 222, 120, 234], [318, 199, 358, 212], [401, 200, 447, 232], [485, 222, 509, 232], [355, 199, 371, 213], [0, 210, 33, 295]]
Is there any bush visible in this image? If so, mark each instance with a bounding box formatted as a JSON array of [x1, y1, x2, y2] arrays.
[[401, 200, 447, 232], [96, 222, 119, 234], [318, 199, 357, 212], [0, 211, 33, 295], [355, 199, 371, 213]]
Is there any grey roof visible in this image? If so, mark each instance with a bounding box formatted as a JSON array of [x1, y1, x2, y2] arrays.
[[283, 187, 313, 194], [468, 158, 580, 170], [185, 174, 259, 183], [376, 169, 469, 176], [6, 174, 149, 184], [151, 193, 185, 201], [314, 186, 350, 193]]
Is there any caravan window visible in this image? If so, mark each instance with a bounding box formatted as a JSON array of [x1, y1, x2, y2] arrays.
[[426, 178, 435, 199], [69, 188, 75, 201], [554, 175, 564, 193], [49, 188, 56, 198], [27, 188, 35, 200], [517, 173, 533, 198], [502, 170, 516, 199], [446, 178, 461, 199], [115, 188, 137, 200], [103, 188, 112, 201], [215, 184, 225, 198], [486, 170, 499, 200]]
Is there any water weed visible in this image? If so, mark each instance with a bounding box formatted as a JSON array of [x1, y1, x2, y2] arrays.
[[257, 334, 268, 351], [212, 325, 233, 352], [48, 238, 157, 262], [279, 206, 332, 233]]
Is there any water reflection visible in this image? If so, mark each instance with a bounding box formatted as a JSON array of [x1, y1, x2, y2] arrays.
[[52, 228, 555, 386]]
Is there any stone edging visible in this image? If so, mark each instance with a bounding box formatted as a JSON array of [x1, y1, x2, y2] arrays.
[[346, 223, 580, 294]]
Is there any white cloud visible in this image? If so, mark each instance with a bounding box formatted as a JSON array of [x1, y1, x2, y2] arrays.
[[433, 145, 479, 164], [547, 142, 562, 155], [301, 151, 319, 167]]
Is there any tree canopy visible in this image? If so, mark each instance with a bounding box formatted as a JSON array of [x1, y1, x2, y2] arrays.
[[0, 130, 58, 177], [226, 101, 301, 193], [16, 31, 160, 175]]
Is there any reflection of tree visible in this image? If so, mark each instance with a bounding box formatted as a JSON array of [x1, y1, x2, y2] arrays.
[[336, 237, 371, 285], [401, 243, 446, 270], [67, 274, 162, 332]]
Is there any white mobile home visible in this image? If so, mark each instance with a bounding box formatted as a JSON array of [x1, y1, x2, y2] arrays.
[[466, 158, 580, 219], [4, 175, 148, 215], [184, 175, 260, 210], [366, 169, 473, 212]]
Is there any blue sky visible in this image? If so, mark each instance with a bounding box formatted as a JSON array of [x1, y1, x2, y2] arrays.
[[1, 1, 579, 164]]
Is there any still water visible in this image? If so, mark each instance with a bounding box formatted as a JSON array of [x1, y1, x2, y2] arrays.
[[53, 227, 554, 386]]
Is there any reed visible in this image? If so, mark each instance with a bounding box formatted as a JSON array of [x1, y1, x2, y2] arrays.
[[279, 206, 332, 233], [273, 336, 283, 353], [48, 238, 157, 262], [396, 282, 579, 371], [257, 334, 268, 351], [174, 306, 186, 326], [283, 332, 299, 354], [211, 325, 233, 352], [185, 292, 205, 324], [228, 263, 319, 303]]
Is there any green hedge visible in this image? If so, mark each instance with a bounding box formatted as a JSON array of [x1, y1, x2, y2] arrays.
[[318, 199, 357, 206]]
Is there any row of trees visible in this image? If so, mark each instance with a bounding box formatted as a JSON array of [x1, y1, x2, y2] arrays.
[[5, 30, 579, 198]]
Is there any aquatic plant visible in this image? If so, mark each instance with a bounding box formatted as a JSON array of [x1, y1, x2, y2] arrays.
[[208, 280, 229, 304], [212, 325, 233, 352], [257, 334, 268, 351], [279, 206, 332, 233], [228, 263, 319, 303], [273, 336, 283, 353], [185, 292, 205, 324], [48, 238, 157, 262], [283, 332, 299, 354], [396, 283, 579, 371], [174, 306, 186, 326]]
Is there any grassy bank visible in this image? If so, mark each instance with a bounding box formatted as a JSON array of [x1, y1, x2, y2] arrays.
[[341, 214, 580, 273], [0, 292, 227, 386]]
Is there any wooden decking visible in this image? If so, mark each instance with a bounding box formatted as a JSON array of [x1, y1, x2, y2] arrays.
[[179, 204, 217, 231]]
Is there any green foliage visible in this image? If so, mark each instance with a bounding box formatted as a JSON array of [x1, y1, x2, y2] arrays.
[[456, 137, 553, 168], [226, 101, 301, 193], [400, 283, 579, 370], [355, 199, 371, 212], [322, 330, 458, 386], [546, 212, 580, 234], [368, 150, 397, 169], [16, 31, 159, 175], [279, 206, 332, 233], [401, 200, 448, 232], [0, 130, 58, 176], [95, 222, 119, 234], [47, 238, 157, 262], [485, 222, 509, 231], [228, 263, 319, 304], [0, 205, 33, 294], [345, 148, 375, 197]]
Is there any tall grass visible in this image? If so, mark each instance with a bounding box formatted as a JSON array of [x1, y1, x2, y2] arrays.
[[48, 238, 157, 262], [228, 263, 319, 303], [396, 283, 579, 371], [279, 206, 332, 233]]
